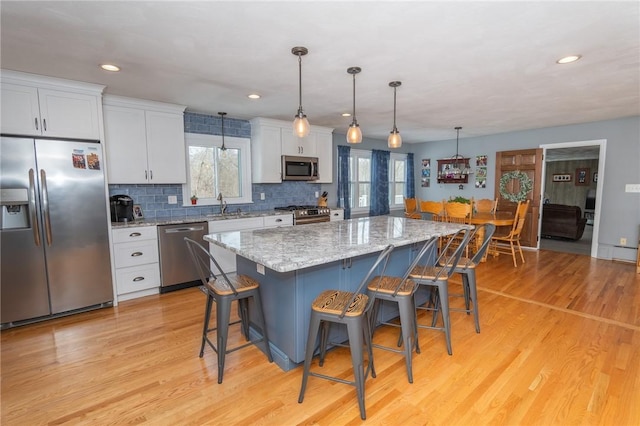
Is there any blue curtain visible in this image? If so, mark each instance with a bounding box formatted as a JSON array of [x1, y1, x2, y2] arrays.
[[369, 149, 390, 216], [406, 152, 415, 198], [337, 145, 351, 219]]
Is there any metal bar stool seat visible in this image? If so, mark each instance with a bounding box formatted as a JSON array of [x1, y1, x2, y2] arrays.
[[439, 223, 496, 333], [408, 228, 472, 355], [298, 245, 394, 420], [367, 236, 439, 383], [184, 237, 273, 384]]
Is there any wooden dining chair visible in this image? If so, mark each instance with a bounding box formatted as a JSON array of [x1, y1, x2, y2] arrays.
[[443, 201, 473, 256], [490, 200, 530, 267], [475, 198, 498, 214], [444, 201, 472, 223], [419, 199, 445, 221], [404, 197, 422, 219]]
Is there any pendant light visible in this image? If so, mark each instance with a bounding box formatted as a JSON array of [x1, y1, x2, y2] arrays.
[[388, 81, 402, 148], [292, 46, 310, 138], [452, 126, 462, 176], [219, 112, 227, 151], [346, 66, 362, 144]]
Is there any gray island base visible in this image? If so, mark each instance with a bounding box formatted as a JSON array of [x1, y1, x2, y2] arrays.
[[204, 215, 465, 371]]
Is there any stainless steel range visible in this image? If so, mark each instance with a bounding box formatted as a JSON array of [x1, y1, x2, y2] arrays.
[[274, 205, 330, 225]]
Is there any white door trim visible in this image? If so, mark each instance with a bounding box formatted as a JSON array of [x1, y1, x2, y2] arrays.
[[539, 139, 606, 258]]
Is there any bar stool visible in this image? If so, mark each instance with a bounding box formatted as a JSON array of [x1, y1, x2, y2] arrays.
[[184, 237, 272, 384], [441, 223, 495, 333], [298, 245, 395, 420], [367, 236, 439, 383], [409, 228, 472, 355]]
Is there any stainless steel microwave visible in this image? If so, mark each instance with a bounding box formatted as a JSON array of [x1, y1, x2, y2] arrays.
[[281, 155, 319, 181]]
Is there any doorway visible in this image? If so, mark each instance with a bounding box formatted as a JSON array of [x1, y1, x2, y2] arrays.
[[539, 139, 606, 258]]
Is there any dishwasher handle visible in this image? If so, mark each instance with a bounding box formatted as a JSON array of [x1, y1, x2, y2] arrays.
[[163, 225, 206, 234]]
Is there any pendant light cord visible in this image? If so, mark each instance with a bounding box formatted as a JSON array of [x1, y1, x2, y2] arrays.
[[352, 73, 357, 123], [219, 112, 227, 151], [392, 86, 397, 130], [298, 54, 303, 114]]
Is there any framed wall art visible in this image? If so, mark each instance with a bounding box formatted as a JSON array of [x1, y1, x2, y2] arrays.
[[575, 168, 589, 186], [552, 174, 571, 182]]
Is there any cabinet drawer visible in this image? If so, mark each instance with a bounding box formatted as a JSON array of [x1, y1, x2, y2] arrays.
[[113, 240, 159, 268], [208, 217, 263, 232], [115, 263, 160, 295], [263, 214, 293, 228], [112, 226, 157, 243]]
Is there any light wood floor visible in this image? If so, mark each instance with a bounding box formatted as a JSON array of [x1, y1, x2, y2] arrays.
[[2, 249, 639, 425]]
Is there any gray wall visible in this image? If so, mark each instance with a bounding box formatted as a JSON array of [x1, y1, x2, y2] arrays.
[[322, 116, 640, 259]]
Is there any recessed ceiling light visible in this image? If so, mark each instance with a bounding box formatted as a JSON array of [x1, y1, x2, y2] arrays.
[[247, 93, 261, 99], [556, 55, 582, 64], [341, 112, 351, 117], [100, 64, 120, 72]]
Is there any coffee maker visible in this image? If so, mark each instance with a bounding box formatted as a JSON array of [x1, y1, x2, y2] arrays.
[[109, 194, 134, 222]]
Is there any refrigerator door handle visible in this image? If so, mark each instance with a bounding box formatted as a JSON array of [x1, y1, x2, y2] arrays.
[[40, 169, 53, 246], [28, 168, 41, 247]]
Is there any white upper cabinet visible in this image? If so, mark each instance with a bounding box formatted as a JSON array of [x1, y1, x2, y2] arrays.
[[1, 71, 103, 140], [281, 131, 317, 156], [249, 119, 282, 183], [250, 117, 333, 183], [103, 95, 186, 184]]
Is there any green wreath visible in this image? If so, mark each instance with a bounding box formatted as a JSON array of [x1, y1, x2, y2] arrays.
[[499, 171, 532, 202]]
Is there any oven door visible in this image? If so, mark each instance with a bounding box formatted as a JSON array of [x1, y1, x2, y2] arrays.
[[294, 215, 330, 225]]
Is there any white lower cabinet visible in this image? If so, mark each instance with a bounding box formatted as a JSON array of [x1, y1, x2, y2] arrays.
[[330, 208, 344, 221], [208, 214, 293, 274], [112, 225, 160, 301]]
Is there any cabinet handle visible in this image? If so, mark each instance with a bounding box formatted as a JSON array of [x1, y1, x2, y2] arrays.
[[275, 218, 282, 222], [133, 276, 145, 282], [35, 118, 39, 130], [145, 170, 148, 180], [129, 232, 142, 237], [131, 251, 143, 257], [149, 170, 153, 180], [43, 119, 47, 132]]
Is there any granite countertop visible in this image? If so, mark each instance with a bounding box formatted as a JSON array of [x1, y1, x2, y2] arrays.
[[204, 215, 467, 273], [110, 210, 292, 228]]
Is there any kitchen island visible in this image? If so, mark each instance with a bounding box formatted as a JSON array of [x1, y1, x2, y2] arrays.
[[204, 215, 465, 371]]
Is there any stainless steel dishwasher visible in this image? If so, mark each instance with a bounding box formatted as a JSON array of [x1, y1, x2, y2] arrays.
[[157, 221, 208, 293]]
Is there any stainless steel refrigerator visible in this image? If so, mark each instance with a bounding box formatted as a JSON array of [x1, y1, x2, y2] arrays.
[[1, 136, 113, 327]]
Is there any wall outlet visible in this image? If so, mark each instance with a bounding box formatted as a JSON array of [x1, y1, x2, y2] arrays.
[[620, 237, 627, 246], [257, 264, 265, 275], [260, 192, 265, 200], [168, 195, 177, 204], [625, 184, 640, 193], [315, 191, 319, 198]]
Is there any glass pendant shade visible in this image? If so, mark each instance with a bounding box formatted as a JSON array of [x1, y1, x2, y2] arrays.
[[347, 123, 362, 144], [388, 130, 402, 148], [293, 113, 310, 137]]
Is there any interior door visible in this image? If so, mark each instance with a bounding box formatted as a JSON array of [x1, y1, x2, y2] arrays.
[[495, 149, 542, 247]]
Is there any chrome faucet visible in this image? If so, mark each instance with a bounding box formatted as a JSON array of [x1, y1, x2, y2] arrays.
[[217, 192, 227, 215]]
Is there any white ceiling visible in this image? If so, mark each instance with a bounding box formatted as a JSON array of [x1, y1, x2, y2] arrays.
[[1, 1, 638, 143]]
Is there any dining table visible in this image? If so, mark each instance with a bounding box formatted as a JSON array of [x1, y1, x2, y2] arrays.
[[467, 211, 516, 259]]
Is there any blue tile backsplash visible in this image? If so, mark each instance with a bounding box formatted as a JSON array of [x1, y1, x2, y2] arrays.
[[108, 112, 320, 220]]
